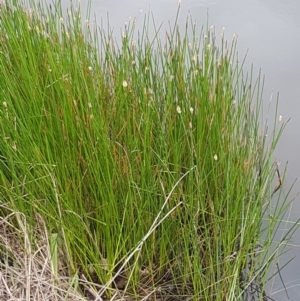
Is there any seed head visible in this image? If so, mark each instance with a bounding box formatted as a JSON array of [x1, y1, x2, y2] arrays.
[[122, 80, 128, 88]]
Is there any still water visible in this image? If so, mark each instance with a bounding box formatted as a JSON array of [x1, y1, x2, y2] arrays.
[[52, 0, 300, 299]]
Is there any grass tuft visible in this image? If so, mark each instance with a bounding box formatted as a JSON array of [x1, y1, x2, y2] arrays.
[[0, 0, 297, 300]]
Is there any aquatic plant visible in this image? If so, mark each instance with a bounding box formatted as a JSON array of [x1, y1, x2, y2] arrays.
[[0, 0, 296, 300]]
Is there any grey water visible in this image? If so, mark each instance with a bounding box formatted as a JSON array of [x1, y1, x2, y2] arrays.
[[49, 0, 300, 299]]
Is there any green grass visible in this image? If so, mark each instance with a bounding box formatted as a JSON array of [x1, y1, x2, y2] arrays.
[[0, 0, 297, 300]]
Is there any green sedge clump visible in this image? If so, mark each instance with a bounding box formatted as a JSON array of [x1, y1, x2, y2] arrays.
[[0, 1, 296, 300]]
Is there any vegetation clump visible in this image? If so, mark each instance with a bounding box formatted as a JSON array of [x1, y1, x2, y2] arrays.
[[0, 0, 295, 300]]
